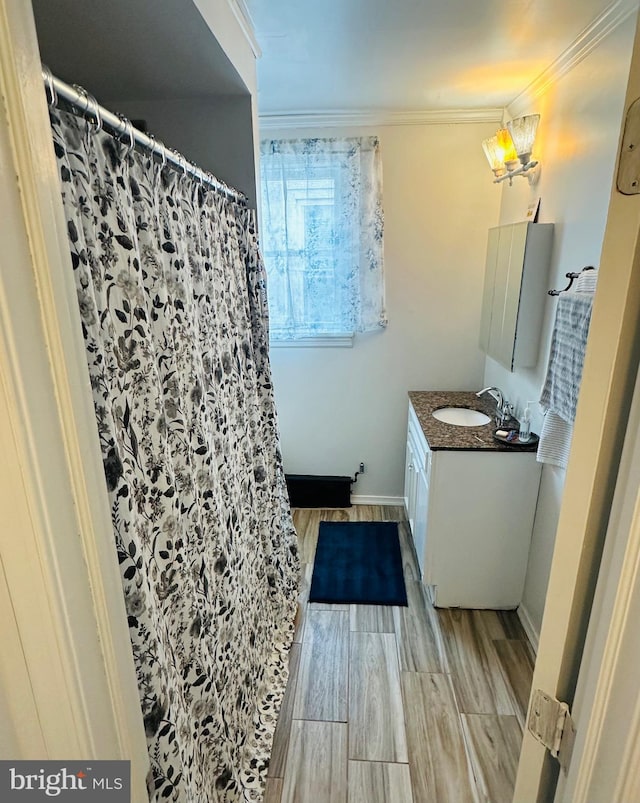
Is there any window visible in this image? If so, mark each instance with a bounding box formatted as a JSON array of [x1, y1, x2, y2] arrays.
[[259, 137, 386, 342]]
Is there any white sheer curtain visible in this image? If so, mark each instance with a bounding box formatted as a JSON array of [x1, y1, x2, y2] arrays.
[[259, 137, 386, 340]]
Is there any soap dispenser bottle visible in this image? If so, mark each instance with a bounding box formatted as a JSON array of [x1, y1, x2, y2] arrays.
[[519, 402, 533, 443]]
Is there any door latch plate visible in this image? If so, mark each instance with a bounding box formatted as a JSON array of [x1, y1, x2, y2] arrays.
[[618, 97, 640, 195]]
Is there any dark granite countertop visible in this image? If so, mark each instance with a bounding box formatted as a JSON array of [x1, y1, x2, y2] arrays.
[[408, 390, 538, 452]]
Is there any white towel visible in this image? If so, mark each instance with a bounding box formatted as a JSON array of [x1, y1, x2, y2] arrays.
[[537, 411, 574, 468], [573, 269, 598, 293], [539, 293, 592, 422], [537, 270, 597, 469]]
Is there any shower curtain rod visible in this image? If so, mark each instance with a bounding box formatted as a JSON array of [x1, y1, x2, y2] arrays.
[[42, 66, 246, 204]]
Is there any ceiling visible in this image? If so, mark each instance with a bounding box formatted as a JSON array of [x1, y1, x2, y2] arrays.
[[244, 0, 635, 114], [31, 0, 636, 116]]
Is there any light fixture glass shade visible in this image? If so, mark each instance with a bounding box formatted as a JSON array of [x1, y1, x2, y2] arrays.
[[482, 135, 507, 176], [495, 128, 519, 171], [506, 114, 540, 165]]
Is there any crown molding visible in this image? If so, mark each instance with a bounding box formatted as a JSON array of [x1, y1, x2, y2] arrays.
[[227, 0, 261, 58], [258, 107, 505, 130], [508, 0, 639, 117]]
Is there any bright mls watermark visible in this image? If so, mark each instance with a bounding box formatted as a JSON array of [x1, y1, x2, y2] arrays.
[[0, 761, 130, 801]]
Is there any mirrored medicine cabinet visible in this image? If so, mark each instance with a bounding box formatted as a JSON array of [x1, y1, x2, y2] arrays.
[[479, 221, 554, 371]]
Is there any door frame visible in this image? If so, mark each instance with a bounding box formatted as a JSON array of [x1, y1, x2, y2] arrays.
[[0, 0, 148, 794]]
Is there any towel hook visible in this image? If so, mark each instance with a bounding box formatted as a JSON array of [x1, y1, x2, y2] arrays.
[[548, 266, 596, 296]]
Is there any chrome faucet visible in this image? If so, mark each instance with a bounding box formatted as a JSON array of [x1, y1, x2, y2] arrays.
[[476, 386, 510, 425]]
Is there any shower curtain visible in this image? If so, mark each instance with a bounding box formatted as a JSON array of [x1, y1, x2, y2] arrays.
[[50, 108, 299, 802]]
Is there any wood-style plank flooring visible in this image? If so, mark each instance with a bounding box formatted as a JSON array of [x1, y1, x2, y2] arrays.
[[266, 506, 534, 803]]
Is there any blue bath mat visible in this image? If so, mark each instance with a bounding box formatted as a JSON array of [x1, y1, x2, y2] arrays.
[[309, 521, 408, 606]]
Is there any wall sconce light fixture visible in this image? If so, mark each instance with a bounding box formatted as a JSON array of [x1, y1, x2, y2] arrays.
[[482, 114, 540, 185]]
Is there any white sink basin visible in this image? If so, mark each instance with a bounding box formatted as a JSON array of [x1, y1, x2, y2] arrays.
[[432, 407, 492, 427]]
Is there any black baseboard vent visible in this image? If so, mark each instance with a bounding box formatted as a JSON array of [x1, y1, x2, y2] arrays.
[[286, 474, 352, 508]]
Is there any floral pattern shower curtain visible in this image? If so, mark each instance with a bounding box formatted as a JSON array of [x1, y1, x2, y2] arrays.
[[50, 109, 299, 802]]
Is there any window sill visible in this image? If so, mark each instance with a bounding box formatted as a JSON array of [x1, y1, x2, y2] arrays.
[[269, 333, 354, 348]]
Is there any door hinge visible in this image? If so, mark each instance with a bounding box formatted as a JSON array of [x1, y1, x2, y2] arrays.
[[528, 689, 576, 774]]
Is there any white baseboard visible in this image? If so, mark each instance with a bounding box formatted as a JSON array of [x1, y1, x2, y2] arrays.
[[351, 494, 405, 506], [517, 603, 539, 655]]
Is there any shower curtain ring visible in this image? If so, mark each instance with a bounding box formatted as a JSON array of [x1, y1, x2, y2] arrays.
[[190, 161, 200, 182], [169, 149, 187, 177], [116, 113, 135, 154], [72, 84, 91, 116], [149, 135, 167, 171], [125, 119, 135, 154], [42, 64, 58, 108], [86, 92, 102, 134], [73, 84, 102, 137]]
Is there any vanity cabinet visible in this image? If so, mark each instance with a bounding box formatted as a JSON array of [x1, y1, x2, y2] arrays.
[[480, 221, 554, 371], [404, 402, 542, 608]]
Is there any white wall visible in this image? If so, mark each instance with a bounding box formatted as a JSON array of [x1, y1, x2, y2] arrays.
[[263, 121, 501, 500], [484, 19, 637, 641]]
